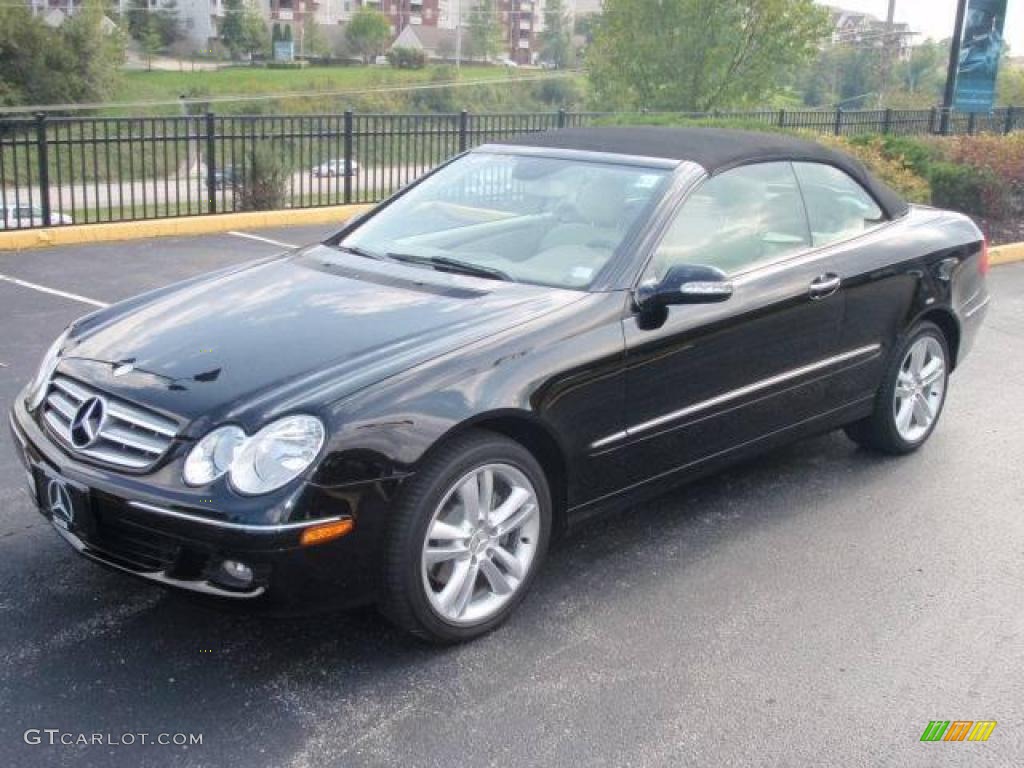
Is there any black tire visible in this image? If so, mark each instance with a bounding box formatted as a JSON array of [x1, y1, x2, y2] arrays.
[[844, 321, 950, 455], [380, 429, 552, 644]]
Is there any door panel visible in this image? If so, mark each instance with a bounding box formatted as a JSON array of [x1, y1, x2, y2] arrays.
[[610, 253, 847, 488]]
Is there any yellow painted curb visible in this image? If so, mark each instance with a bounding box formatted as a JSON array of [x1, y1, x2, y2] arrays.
[[0, 205, 374, 251], [990, 242, 1024, 266]]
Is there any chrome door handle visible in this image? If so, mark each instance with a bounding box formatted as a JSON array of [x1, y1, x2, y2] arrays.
[[809, 273, 842, 300]]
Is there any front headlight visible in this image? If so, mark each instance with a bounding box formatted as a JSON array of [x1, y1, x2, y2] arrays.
[[26, 328, 70, 411], [183, 425, 246, 486], [183, 416, 325, 495]]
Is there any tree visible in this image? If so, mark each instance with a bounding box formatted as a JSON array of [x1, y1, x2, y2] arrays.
[[60, 0, 126, 102], [0, 0, 123, 106], [239, 5, 269, 58], [221, 0, 266, 60], [142, 20, 162, 69], [125, 0, 181, 46], [346, 7, 391, 65], [540, 0, 572, 68], [587, 0, 830, 111], [467, 0, 503, 62], [998, 65, 1024, 106], [302, 14, 327, 57]]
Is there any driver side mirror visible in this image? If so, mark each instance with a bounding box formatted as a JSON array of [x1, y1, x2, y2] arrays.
[[635, 264, 734, 310]]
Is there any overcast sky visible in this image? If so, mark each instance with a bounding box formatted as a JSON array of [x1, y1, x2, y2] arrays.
[[816, 0, 1024, 53]]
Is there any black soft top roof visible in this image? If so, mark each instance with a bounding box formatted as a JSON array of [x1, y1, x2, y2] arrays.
[[499, 126, 909, 219]]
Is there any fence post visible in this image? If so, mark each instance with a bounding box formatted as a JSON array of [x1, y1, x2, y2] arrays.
[[882, 108, 893, 135], [343, 110, 353, 205], [34, 112, 52, 227], [929, 107, 938, 134], [967, 111, 976, 136], [557, 108, 567, 129], [833, 108, 843, 136], [458, 110, 469, 153], [204, 111, 217, 214], [1004, 106, 1015, 135], [777, 109, 786, 128]]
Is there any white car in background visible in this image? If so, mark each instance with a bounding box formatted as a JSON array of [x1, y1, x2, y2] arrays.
[[0, 205, 73, 229], [312, 159, 359, 178]]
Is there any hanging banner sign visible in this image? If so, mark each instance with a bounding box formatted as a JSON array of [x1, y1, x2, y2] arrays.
[[953, 0, 1008, 112]]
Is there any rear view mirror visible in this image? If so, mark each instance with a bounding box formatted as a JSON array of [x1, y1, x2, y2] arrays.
[[636, 264, 734, 309]]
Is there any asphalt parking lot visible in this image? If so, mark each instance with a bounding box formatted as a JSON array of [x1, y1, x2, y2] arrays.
[[1, 227, 1022, 767]]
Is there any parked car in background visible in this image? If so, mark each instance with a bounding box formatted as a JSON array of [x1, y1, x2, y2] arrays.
[[1, 205, 73, 229], [11, 128, 988, 644], [210, 166, 240, 191], [312, 159, 359, 178]]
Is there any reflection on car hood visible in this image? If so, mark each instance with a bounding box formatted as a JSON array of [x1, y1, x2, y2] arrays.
[[63, 245, 584, 431]]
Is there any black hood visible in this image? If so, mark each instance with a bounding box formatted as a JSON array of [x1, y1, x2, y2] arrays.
[[61, 246, 585, 432]]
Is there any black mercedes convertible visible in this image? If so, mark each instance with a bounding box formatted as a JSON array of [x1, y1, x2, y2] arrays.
[[10, 127, 990, 642]]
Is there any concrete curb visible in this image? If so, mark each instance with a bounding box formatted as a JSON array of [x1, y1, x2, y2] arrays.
[[0, 205, 374, 251], [990, 242, 1024, 267]]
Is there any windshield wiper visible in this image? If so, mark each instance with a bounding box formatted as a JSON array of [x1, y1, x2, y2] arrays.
[[333, 243, 384, 260], [386, 253, 512, 282]]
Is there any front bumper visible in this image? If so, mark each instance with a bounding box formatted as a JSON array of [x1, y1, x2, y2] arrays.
[[9, 400, 388, 610]]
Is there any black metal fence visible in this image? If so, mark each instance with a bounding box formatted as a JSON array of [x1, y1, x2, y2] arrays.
[[1, 106, 1020, 230]]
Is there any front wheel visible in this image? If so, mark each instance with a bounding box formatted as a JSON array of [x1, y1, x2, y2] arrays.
[[845, 322, 950, 454], [381, 430, 551, 643]]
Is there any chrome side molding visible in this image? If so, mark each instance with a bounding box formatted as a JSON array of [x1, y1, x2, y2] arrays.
[[591, 343, 882, 450]]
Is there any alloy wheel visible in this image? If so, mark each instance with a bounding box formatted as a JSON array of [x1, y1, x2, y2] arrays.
[[420, 463, 540, 625], [892, 336, 946, 443]]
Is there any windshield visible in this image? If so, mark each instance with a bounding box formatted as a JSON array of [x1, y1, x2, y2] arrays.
[[337, 152, 670, 289]]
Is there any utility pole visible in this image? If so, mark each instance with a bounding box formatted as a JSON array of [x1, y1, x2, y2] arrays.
[[941, 0, 970, 133], [879, 0, 898, 106], [455, 0, 462, 70]]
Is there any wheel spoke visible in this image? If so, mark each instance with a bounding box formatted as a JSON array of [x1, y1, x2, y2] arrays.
[[495, 502, 536, 537], [479, 558, 514, 595], [446, 560, 479, 618], [895, 373, 915, 399], [488, 487, 530, 529], [912, 394, 934, 425], [895, 398, 914, 433], [429, 519, 466, 542], [424, 542, 470, 566], [919, 359, 944, 387], [491, 545, 525, 580], [478, 468, 494, 518], [910, 341, 927, 376], [457, 476, 482, 524]]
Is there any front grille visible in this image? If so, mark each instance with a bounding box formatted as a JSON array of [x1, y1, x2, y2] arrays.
[[42, 375, 180, 470]]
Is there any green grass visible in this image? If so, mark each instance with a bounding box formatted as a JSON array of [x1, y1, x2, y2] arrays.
[[113, 65, 540, 114]]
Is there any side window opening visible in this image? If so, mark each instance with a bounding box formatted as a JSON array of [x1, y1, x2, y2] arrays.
[[793, 162, 886, 247], [648, 162, 810, 280]]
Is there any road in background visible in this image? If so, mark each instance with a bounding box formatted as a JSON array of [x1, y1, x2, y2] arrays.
[[1, 231, 1022, 767]]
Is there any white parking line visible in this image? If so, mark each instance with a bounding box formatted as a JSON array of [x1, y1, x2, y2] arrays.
[[0, 273, 109, 308], [227, 231, 298, 249]]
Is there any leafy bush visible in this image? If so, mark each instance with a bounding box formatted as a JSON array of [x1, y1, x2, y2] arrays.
[[386, 46, 427, 70], [815, 135, 932, 204], [850, 134, 942, 178], [928, 162, 1007, 219], [939, 134, 1024, 196], [238, 142, 288, 211]]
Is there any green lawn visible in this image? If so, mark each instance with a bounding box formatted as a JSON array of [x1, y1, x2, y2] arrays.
[[114, 65, 539, 113]]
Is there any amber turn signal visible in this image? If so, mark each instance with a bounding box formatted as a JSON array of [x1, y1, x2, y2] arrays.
[[300, 518, 354, 547]]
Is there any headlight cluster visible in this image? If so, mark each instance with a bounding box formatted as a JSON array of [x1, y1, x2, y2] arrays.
[[26, 328, 71, 411], [183, 415, 325, 495]]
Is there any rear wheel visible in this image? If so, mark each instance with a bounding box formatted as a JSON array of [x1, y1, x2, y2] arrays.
[[381, 430, 551, 643], [845, 322, 950, 454]]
